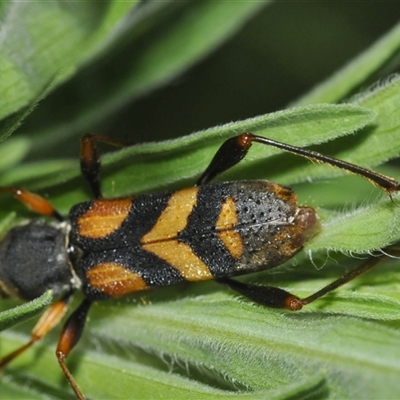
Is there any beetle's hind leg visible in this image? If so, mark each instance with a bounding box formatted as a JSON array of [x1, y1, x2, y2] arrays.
[[218, 249, 398, 310], [197, 132, 400, 194], [217, 277, 303, 310]]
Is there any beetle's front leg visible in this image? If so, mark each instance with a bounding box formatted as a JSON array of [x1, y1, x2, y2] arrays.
[[56, 298, 92, 400], [0, 187, 63, 221], [0, 291, 72, 370]]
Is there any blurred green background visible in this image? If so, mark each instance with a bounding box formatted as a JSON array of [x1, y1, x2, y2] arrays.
[[20, 1, 400, 153]]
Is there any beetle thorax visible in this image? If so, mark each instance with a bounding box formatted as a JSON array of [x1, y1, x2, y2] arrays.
[[0, 220, 76, 300]]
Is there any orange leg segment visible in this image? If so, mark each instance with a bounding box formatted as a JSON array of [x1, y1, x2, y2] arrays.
[[0, 187, 63, 221], [0, 292, 72, 370]]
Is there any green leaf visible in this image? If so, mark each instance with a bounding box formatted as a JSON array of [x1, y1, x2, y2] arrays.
[[0, 0, 137, 140], [0, 291, 52, 332], [20, 0, 269, 150], [1, 103, 374, 214]]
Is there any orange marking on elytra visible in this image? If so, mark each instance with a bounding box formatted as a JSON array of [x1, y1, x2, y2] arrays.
[[218, 231, 243, 259], [216, 197, 243, 258], [87, 262, 148, 297], [141, 187, 212, 280], [141, 187, 199, 243], [143, 240, 213, 281], [78, 198, 133, 239]]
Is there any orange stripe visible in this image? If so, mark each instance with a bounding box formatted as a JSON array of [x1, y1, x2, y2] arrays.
[[143, 240, 213, 281], [87, 262, 148, 297], [78, 198, 133, 239], [216, 197, 238, 229], [141, 187, 198, 243], [218, 231, 243, 259], [141, 188, 212, 280], [216, 197, 243, 258]]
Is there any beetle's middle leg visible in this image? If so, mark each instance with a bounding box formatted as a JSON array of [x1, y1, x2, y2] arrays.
[[80, 134, 132, 199]]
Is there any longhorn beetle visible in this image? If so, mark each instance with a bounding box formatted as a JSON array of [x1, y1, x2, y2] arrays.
[[0, 132, 399, 399]]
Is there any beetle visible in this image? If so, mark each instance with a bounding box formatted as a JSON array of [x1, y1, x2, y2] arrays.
[[0, 132, 399, 399]]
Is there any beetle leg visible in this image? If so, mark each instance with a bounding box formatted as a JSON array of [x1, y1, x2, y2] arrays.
[[197, 134, 252, 185], [217, 277, 303, 311], [80, 134, 131, 199], [219, 249, 400, 311], [80, 134, 102, 199], [0, 187, 63, 221], [0, 291, 72, 370], [298, 250, 399, 307], [56, 298, 92, 400], [197, 132, 400, 195]]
